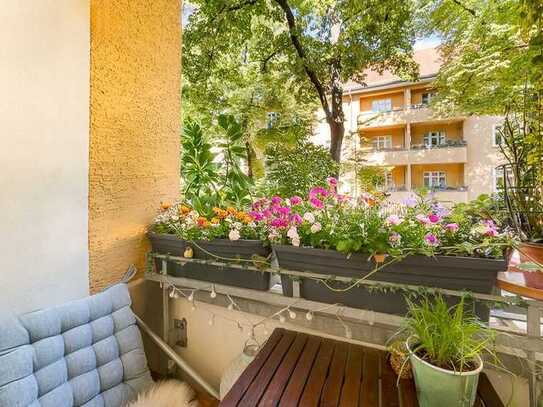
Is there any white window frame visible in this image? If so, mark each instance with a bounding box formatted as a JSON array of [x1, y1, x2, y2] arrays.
[[372, 135, 392, 150], [423, 131, 446, 148], [421, 91, 436, 105], [492, 124, 504, 147], [423, 171, 446, 189], [266, 112, 280, 129], [371, 98, 392, 113], [493, 166, 513, 192]]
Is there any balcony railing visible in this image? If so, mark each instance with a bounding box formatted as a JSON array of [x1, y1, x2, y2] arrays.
[[410, 140, 467, 150]]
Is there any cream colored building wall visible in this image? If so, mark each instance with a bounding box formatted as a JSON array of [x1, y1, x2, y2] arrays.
[[361, 127, 405, 149], [0, 0, 90, 313], [463, 116, 504, 200], [411, 163, 465, 188]]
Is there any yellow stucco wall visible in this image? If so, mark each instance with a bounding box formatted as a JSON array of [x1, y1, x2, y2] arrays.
[[89, 0, 182, 292], [361, 127, 406, 149], [411, 163, 465, 188], [360, 91, 405, 112]]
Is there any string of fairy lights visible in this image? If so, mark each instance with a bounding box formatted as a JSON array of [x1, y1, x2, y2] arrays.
[[161, 278, 358, 342]]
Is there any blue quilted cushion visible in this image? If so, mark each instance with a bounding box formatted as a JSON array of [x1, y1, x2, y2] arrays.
[[0, 284, 153, 407]]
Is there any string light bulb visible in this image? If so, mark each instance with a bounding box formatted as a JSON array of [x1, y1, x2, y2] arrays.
[[169, 288, 175, 298], [210, 285, 217, 299], [288, 310, 297, 320], [305, 312, 313, 321], [188, 291, 194, 302]]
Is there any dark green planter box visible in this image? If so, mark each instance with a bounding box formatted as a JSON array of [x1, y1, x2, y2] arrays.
[[148, 232, 271, 291], [274, 245, 506, 320]]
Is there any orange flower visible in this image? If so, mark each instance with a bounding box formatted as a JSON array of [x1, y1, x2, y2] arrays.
[[160, 202, 172, 210], [226, 207, 237, 215], [179, 205, 191, 215], [235, 211, 248, 221], [197, 217, 210, 228]]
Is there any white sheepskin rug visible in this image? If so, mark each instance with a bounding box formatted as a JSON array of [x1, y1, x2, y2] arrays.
[[125, 380, 199, 407]]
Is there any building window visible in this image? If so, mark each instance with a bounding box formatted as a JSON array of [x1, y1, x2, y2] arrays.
[[371, 99, 392, 113], [423, 131, 446, 148], [493, 166, 513, 192], [423, 171, 446, 189], [421, 92, 436, 105], [492, 124, 504, 147], [266, 112, 280, 129], [372, 135, 392, 150]]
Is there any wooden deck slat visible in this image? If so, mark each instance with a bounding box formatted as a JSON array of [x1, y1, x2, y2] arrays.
[[298, 338, 336, 407], [338, 344, 363, 407], [477, 373, 504, 407], [360, 349, 380, 407], [278, 336, 322, 407], [238, 330, 297, 407], [259, 333, 309, 407], [221, 328, 286, 406], [321, 341, 349, 407], [379, 354, 400, 407]]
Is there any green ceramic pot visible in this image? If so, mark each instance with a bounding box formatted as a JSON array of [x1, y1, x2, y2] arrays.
[[407, 338, 483, 407]]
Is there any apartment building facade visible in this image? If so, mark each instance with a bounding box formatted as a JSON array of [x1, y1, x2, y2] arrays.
[[312, 48, 505, 203]]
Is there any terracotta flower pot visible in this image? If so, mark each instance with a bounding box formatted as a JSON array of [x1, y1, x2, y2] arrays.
[[517, 242, 543, 289]]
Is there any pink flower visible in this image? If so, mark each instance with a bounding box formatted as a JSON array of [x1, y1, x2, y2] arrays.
[[287, 226, 299, 239], [271, 218, 288, 228], [446, 223, 459, 232], [402, 196, 418, 208], [290, 213, 303, 225], [291, 236, 301, 247], [249, 211, 264, 222], [416, 214, 431, 225], [309, 187, 329, 200], [337, 194, 350, 203], [327, 177, 338, 187], [290, 196, 302, 205], [309, 197, 324, 209], [424, 233, 440, 246], [271, 196, 282, 205], [386, 214, 403, 226], [262, 209, 273, 219], [428, 214, 441, 223], [277, 206, 291, 216], [485, 228, 499, 237], [310, 222, 322, 233], [252, 198, 268, 210]]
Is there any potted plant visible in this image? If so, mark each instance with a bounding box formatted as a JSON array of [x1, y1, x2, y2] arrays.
[[497, 97, 543, 287], [403, 295, 495, 407], [148, 203, 271, 290], [263, 181, 511, 319]]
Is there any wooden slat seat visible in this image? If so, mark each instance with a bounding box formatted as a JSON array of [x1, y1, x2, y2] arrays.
[[220, 328, 504, 407]]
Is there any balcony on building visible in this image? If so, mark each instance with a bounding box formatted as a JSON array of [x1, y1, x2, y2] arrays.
[[411, 163, 469, 202], [409, 121, 467, 164]]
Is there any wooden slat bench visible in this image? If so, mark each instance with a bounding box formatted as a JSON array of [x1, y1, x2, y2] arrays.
[[220, 328, 504, 407]]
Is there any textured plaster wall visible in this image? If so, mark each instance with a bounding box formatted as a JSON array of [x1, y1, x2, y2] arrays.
[[0, 1, 90, 314], [89, 0, 182, 292]]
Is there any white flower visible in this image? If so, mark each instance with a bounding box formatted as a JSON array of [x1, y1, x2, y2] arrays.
[[303, 212, 315, 224], [291, 236, 300, 247], [287, 226, 299, 239], [310, 222, 322, 233], [228, 229, 240, 241]]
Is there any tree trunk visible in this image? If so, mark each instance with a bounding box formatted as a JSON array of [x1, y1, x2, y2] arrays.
[[245, 141, 257, 179], [328, 62, 345, 165], [329, 118, 345, 164]]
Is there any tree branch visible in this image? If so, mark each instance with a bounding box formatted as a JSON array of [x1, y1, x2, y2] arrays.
[[273, 0, 332, 120], [451, 0, 477, 17]]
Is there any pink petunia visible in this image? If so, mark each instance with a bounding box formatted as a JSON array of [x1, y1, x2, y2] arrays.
[[386, 214, 403, 226], [428, 214, 441, 223], [290, 213, 303, 225], [249, 211, 264, 222], [262, 209, 273, 219], [270, 218, 288, 228], [416, 214, 431, 225], [309, 197, 324, 209], [290, 196, 303, 205], [277, 206, 291, 216], [424, 233, 440, 246], [271, 196, 282, 205], [309, 187, 329, 200], [445, 223, 459, 232]]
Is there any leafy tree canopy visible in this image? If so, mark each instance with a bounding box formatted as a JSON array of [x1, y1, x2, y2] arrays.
[[183, 0, 419, 163], [418, 0, 543, 115]]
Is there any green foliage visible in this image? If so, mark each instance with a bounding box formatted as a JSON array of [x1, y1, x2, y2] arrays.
[[404, 295, 495, 371], [263, 142, 339, 197], [181, 115, 253, 207], [183, 0, 419, 163], [181, 121, 220, 200], [418, 0, 543, 115], [357, 167, 386, 193]]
